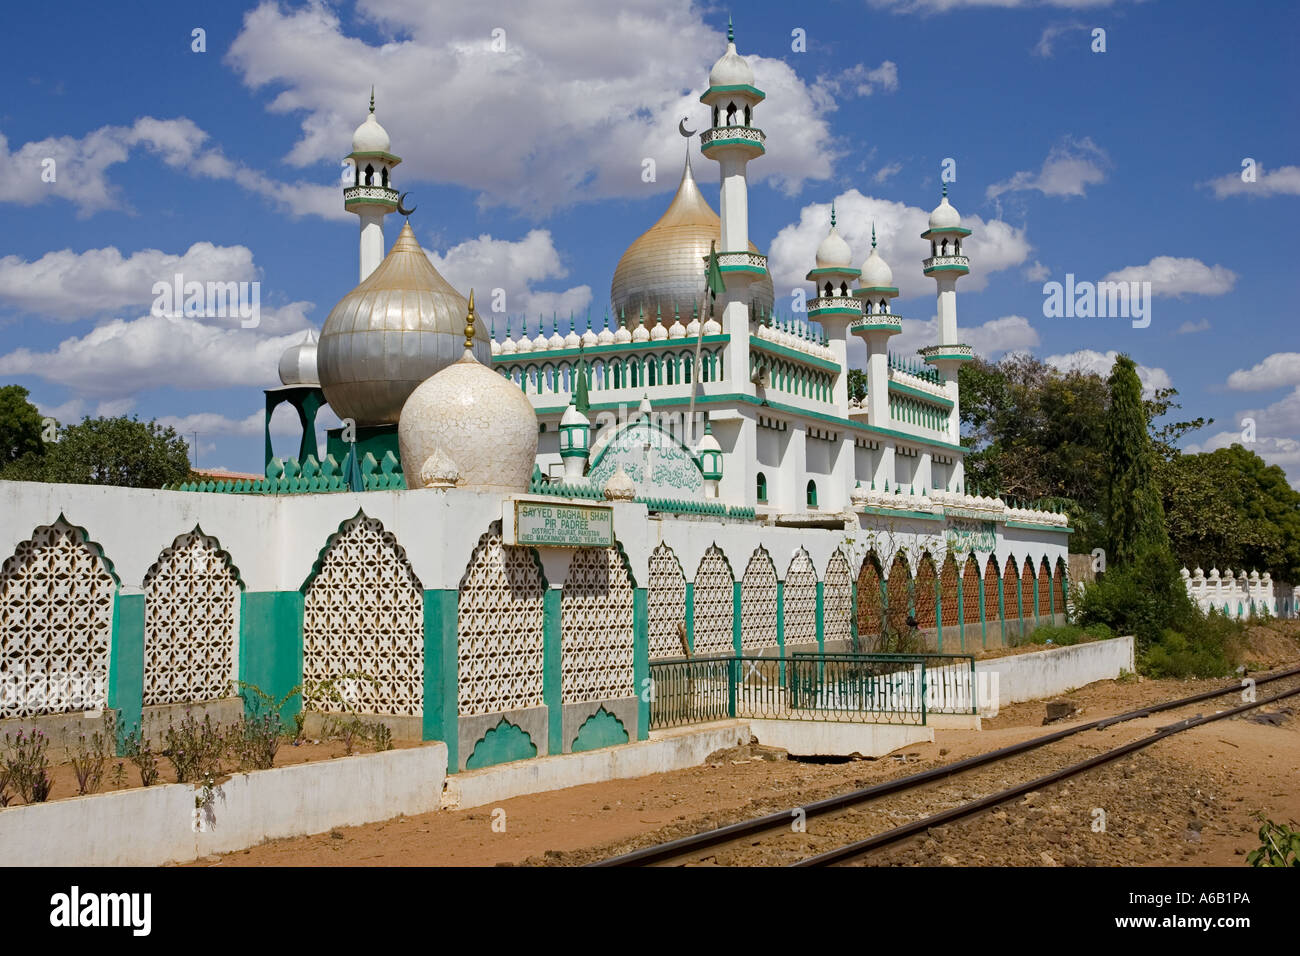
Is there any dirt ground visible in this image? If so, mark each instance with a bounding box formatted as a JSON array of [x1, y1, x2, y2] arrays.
[[192, 649, 1300, 867]]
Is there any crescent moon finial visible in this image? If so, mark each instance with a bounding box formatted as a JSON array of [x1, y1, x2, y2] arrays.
[[397, 192, 417, 216], [678, 117, 697, 138]]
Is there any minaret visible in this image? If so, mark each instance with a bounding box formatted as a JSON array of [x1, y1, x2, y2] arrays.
[[918, 185, 974, 455], [851, 225, 902, 489], [699, 18, 767, 373], [344, 89, 402, 281], [805, 203, 860, 417]]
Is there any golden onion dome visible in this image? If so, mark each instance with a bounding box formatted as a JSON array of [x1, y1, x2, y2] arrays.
[[317, 220, 489, 426], [611, 155, 774, 319]]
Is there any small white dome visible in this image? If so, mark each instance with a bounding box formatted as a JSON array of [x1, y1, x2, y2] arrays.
[[697, 429, 721, 454], [597, 321, 615, 346], [815, 225, 853, 270], [580, 325, 598, 348], [614, 320, 632, 344], [563, 325, 581, 349], [560, 400, 589, 429], [418, 446, 460, 489], [278, 328, 319, 386], [352, 109, 391, 154], [709, 40, 754, 89], [603, 464, 636, 501], [859, 247, 893, 288], [929, 193, 962, 230]]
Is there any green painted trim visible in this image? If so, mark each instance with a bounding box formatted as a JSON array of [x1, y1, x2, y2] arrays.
[[732, 581, 743, 655], [544, 588, 563, 756], [850, 320, 903, 334], [684, 582, 695, 652], [806, 306, 861, 319], [466, 719, 537, 769], [633, 588, 649, 741], [343, 197, 399, 208], [858, 506, 945, 522], [775, 580, 785, 654], [997, 571, 1007, 647], [700, 83, 766, 101], [917, 352, 974, 363], [922, 265, 970, 275], [805, 267, 861, 279], [955, 573, 964, 653], [718, 265, 767, 277], [423, 590, 458, 758], [853, 286, 900, 297], [920, 226, 972, 239], [107, 592, 144, 750], [239, 590, 304, 724], [492, 335, 730, 366], [815, 580, 825, 652], [701, 138, 766, 155], [749, 338, 841, 372], [1005, 521, 1075, 534], [570, 707, 629, 752], [345, 150, 402, 164], [887, 379, 955, 409]]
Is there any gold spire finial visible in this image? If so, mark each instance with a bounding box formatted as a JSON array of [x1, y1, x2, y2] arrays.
[[465, 289, 477, 351]]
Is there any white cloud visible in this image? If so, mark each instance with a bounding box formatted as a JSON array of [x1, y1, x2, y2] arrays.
[[1203, 164, 1300, 199], [0, 243, 258, 321], [873, 162, 903, 184], [1175, 318, 1210, 335], [987, 136, 1109, 200], [768, 189, 1032, 301], [0, 117, 342, 219], [225, 1, 886, 214], [1101, 256, 1236, 299], [1023, 260, 1050, 282], [892, 313, 1041, 358], [423, 229, 592, 329], [1226, 352, 1300, 391], [1033, 22, 1088, 57], [1044, 349, 1172, 396], [0, 306, 315, 397], [869, 0, 1135, 11]]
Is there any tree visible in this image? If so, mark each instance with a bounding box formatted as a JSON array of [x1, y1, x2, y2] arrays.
[[3, 415, 194, 489], [847, 367, 867, 403], [0, 384, 46, 468], [1103, 354, 1169, 567]]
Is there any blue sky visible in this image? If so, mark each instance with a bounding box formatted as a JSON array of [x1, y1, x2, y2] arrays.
[[1, 0, 1297, 483]]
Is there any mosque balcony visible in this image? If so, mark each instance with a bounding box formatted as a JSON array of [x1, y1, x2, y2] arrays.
[[849, 312, 902, 336], [921, 255, 970, 276], [343, 184, 400, 208], [715, 250, 768, 277], [918, 343, 974, 363], [807, 294, 861, 320], [700, 125, 766, 157]]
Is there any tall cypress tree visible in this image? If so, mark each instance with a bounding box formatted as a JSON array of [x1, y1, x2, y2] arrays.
[[1104, 354, 1169, 567]]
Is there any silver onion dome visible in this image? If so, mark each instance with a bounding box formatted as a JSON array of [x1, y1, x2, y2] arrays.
[[317, 221, 489, 425], [278, 328, 320, 386]]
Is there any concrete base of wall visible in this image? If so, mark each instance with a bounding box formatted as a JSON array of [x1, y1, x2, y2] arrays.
[[0, 709, 105, 760], [974, 636, 1135, 713], [0, 742, 448, 866], [747, 718, 933, 757], [300, 711, 423, 742], [441, 720, 753, 810]]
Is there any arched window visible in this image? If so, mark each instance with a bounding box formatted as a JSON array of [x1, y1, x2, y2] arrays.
[[726, 101, 737, 125], [806, 480, 817, 507], [941, 238, 949, 255], [743, 104, 751, 126], [823, 281, 832, 297], [380, 166, 389, 188], [757, 472, 768, 503], [364, 163, 374, 186], [839, 282, 848, 296]]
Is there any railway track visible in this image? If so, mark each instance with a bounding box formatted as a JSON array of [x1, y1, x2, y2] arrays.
[[589, 666, 1300, 867]]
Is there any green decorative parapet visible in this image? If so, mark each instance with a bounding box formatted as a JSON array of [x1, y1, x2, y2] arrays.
[[525, 466, 756, 520], [167, 451, 406, 494]]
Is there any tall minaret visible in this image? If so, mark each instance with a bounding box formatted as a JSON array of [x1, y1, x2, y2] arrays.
[[699, 18, 767, 376], [805, 203, 860, 416], [343, 89, 402, 282], [918, 185, 974, 455], [851, 225, 902, 489]]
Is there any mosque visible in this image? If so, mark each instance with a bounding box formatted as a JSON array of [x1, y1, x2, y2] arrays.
[[0, 24, 1071, 773]]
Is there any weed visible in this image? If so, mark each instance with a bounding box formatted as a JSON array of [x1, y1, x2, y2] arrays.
[[1246, 817, 1300, 867], [162, 710, 225, 783], [122, 725, 160, 787], [2, 729, 52, 803]]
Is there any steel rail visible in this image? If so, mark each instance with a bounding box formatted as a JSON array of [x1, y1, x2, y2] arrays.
[[794, 680, 1300, 866], [588, 665, 1300, 867]]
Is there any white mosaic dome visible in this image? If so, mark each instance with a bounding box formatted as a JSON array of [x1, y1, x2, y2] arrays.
[[352, 108, 391, 154], [709, 39, 754, 88], [398, 296, 538, 494], [815, 225, 853, 270], [859, 247, 894, 288], [929, 193, 962, 230]]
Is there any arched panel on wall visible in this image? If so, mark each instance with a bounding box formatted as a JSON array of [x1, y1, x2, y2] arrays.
[[939, 554, 959, 633], [962, 557, 982, 625], [561, 547, 635, 704], [647, 543, 686, 660], [142, 529, 242, 707], [914, 554, 938, 629], [984, 555, 1001, 622], [302, 514, 424, 717], [1053, 558, 1067, 614], [692, 545, 735, 656], [0, 518, 115, 719], [1037, 558, 1052, 616], [783, 549, 818, 648], [856, 551, 884, 644], [740, 547, 778, 653], [1003, 556, 1021, 621], [457, 521, 545, 717], [886, 553, 912, 635], [1021, 557, 1035, 619], [823, 551, 854, 647]]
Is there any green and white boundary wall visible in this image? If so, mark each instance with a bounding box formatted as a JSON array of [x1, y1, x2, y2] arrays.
[[0, 480, 1067, 772]]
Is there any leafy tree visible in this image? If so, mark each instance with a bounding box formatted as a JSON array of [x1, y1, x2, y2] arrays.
[[1103, 354, 1169, 566], [3, 416, 193, 489], [847, 367, 867, 403], [0, 384, 46, 468]]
